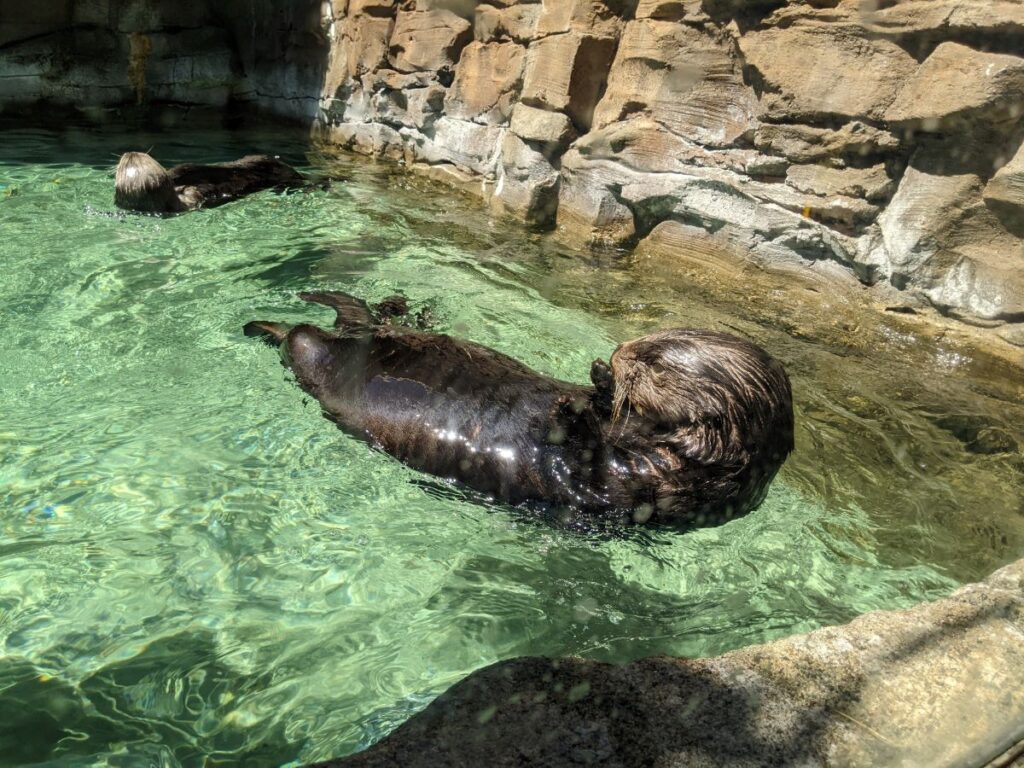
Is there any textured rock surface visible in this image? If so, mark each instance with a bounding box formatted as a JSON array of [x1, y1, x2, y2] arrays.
[[305, 0, 1024, 334], [313, 558, 1024, 767], [2, 0, 1024, 333]]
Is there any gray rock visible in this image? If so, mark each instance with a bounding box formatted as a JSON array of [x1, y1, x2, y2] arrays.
[[312, 558, 1024, 768], [985, 140, 1024, 237]]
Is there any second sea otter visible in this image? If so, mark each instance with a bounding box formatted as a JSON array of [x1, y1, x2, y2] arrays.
[[114, 151, 305, 213]]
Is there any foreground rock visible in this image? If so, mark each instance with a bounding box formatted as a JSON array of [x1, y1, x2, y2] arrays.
[[313, 558, 1024, 767]]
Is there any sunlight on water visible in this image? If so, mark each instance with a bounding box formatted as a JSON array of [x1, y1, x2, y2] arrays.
[[0, 124, 1021, 765]]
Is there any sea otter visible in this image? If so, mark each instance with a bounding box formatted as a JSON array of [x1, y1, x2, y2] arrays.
[[114, 151, 305, 213], [245, 292, 794, 526]]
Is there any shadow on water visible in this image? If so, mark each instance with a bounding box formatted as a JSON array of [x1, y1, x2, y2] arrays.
[[0, 634, 295, 767]]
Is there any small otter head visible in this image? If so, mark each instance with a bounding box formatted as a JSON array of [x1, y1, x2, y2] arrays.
[[282, 324, 336, 392], [606, 328, 794, 522], [114, 151, 180, 213]]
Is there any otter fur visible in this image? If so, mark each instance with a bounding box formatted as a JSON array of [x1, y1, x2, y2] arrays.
[[114, 151, 305, 213], [245, 292, 795, 527]]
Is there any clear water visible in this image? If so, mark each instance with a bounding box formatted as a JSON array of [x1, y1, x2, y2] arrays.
[[1, 123, 1022, 766]]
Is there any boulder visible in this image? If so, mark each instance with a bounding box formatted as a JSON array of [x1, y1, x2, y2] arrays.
[[753, 121, 901, 166], [875, 155, 1024, 320], [508, 103, 575, 155], [494, 133, 560, 225], [534, 0, 624, 38], [312, 558, 1024, 768], [786, 164, 894, 203], [388, 8, 472, 73], [985, 140, 1024, 236], [634, 0, 702, 21], [856, 0, 1024, 57], [473, 3, 541, 44], [557, 147, 637, 245], [737, 24, 917, 121], [592, 18, 757, 147], [444, 41, 526, 123], [519, 32, 618, 132], [885, 43, 1024, 133], [418, 116, 505, 175]]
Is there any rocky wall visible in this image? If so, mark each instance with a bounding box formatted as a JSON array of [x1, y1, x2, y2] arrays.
[[3, 0, 1023, 333], [313, 0, 1024, 332]]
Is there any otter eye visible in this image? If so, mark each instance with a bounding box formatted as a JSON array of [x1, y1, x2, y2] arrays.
[[649, 362, 668, 376]]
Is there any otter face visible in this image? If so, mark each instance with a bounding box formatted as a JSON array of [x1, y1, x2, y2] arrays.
[[608, 328, 794, 461], [114, 151, 180, 213]]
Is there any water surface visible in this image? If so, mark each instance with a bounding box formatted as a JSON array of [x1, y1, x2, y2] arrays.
[[1, 123, 1022, 766]]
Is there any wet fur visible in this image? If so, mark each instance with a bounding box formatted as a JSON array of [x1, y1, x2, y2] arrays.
[[114, 151, 304, 213], [246, 294, 794, 526]]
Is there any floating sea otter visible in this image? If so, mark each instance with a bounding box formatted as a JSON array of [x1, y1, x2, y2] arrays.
[[245, 293, 794, 527], [114, 151, 305, 213]]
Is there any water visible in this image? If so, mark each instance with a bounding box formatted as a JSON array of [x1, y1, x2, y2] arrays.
[[1, 122, 1022, 766]]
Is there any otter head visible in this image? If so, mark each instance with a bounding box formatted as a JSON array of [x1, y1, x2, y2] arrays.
[[603, 328, 794, 522], [282, 324, 338, 396], [114, 151, 181, 213]]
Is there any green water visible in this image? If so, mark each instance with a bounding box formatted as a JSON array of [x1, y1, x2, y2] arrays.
[[1, 124, 1022, 766]]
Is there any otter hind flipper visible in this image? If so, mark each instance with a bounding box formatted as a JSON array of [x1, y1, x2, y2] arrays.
[[299, 291, 376, 328], [244, 320, 292, 346]]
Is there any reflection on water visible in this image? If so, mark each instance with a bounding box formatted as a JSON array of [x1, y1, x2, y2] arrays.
[[0, 124, 1021, 765]]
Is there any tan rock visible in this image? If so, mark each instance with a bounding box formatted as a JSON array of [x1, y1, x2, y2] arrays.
[[738, 24, 916, 121], [753, 121, 900, 165], [634, 0, 701, 20], [444, 41, 526, 123], [321, 121, 405, 161], [557, 147, 637, 245], [985, 140, 1024, 235], [787, 164, 893, 202], [388, 8, 472, 73], [508, 103, 575, 152], [330, 13, 393, 86], [520, 32, 617, 131], [420, 116, 504, 175], [348, 0, 397, 15], [473, 3, 541, 43], [534, 0, 623, 38], [635, 219, 762, 277], [885, 42, 1024, 131], [593, 19, 757, 147], [859, 0, 1024, 48], [367, 75, 445, 130]]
